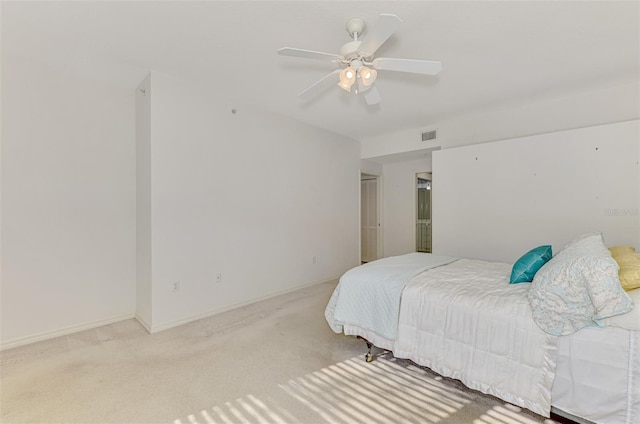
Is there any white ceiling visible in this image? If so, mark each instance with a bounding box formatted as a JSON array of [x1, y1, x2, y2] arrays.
[[3, 1, 639, 141]]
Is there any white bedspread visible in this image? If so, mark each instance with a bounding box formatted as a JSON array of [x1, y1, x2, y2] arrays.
[[325, 253, 456, 340], [394, 259, 558, 417]]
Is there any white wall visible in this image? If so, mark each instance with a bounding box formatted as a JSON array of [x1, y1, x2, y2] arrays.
[[382, 157, 432, 257], [361, 80, 639, 158], [1, 56, 137, 347], [432, 120, 640, 263], [363, 80, 638, 263], [0, 60, 361, 345], [143, 72, 360, 332], [360, 159, 382, 176], [135, 75, 153, 329]]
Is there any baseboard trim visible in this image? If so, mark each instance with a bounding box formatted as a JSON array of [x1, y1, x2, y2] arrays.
[[147, 275, 340, 334], [1, 276, 340, 349], [0, 313, 136, 351], [135, 314, 152, 333]]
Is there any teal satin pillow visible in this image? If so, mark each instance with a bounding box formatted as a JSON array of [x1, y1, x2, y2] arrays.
[[510, 245, 553, 284]]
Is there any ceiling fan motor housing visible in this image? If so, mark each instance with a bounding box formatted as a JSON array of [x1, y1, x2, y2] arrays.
[[343, 18, 369, 61], [346, 17, 366, 38]]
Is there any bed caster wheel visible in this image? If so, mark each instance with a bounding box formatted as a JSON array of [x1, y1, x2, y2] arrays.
[[366, 353, 373, 362]]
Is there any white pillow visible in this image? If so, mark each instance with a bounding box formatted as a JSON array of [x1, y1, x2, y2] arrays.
[[528, 233, 634, 335]]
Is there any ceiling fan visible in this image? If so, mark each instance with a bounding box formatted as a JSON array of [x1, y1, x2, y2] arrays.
[[277, 14, 442, 106]]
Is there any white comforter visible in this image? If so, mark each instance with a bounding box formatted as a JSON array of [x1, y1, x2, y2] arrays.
[[393, 259, 557, 417]]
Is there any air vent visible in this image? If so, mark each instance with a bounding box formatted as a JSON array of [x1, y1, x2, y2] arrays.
[[421, 130, 437, 141]]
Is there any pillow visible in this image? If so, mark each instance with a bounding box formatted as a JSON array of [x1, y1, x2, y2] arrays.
[[609, 245, 636, 256], [528, 232, 633, 335], [510, 245, 552, 284], [611, 252, 640, 291]]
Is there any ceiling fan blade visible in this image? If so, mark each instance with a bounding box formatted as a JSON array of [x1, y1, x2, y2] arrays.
[[277, 47, 342, 62], [372, 57, 442, 75], [357, 14, 403, 57], [363, 85, 381, 105], [298, 69, 341, 99]]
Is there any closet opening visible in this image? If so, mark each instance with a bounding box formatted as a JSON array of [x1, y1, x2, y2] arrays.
[[416, 172, 432, 253]]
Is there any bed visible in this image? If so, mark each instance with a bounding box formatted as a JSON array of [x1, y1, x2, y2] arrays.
[[325, 233, 640, 424]]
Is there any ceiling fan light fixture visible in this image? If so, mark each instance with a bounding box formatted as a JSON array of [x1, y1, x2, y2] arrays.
[[359, 66, 377, 87], [277, 14, 442, 105], [338, 66, 356, 92], [356, 78, 371, 93]]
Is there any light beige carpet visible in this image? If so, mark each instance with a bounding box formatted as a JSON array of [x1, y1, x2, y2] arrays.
[[1, 281, 559, 424]]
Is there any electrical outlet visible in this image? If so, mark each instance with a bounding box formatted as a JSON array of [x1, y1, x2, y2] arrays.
[[215, 273, 222, 283], [172, 281, 180, 293]]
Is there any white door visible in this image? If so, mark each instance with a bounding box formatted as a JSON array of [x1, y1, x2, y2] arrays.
[[361, 177, 378, 263]]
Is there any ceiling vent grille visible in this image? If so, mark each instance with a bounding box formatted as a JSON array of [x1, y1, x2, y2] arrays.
[[421, 130, 437, 141]]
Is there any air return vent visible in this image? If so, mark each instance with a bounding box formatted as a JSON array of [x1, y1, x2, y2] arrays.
[[421, 129, 437, 141]]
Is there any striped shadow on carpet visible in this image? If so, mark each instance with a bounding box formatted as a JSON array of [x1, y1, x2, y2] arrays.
[[173, 353, 559, 424]]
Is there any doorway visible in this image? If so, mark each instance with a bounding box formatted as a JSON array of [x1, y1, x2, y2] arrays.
[[361, 173, 380, 263], [416, 172, 432, 253]]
